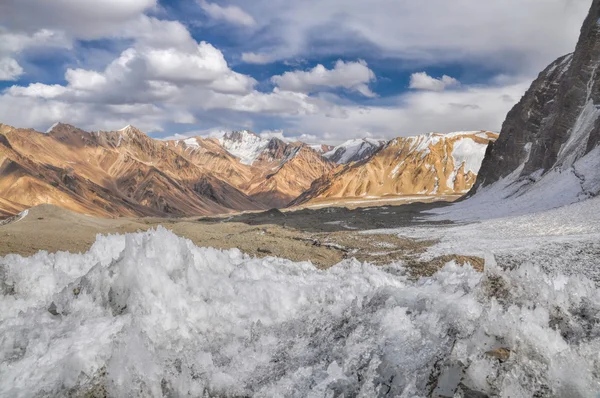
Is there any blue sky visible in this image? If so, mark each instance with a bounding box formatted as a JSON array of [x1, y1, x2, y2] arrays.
[[0, 0, 591, 143]]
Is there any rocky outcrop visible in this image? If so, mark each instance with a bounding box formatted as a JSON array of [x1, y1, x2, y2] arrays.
[[452, 0, 600, 219]]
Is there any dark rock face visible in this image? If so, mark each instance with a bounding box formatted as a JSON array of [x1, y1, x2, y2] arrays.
[[470, 0, 600, 194], [223, 130, 258, 142], [261, 137, 288, 162]]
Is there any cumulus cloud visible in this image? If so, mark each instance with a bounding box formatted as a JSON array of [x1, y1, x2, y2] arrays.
[[0, 15, 334, 132], [0, 28, 71, 82], [0, 0, 585, 143], [0, 0, 157, 40], [282, 80, 530, 142], [409, 72, 460, 92], [230, 0, 589, 74], [0, 58, 23, 81], [271, 60, 377, 97], [241, 52, 274, 65], [199, 1, 256, 27]]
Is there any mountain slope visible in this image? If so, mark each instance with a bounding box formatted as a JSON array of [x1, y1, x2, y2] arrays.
[[245, 144, 336, 207], [292, 131, 497, 206], [436, 0, 600, 220], [165, 136, 255, 188]]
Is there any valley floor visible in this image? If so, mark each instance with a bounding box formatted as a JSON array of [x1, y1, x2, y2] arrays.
[[1, 198, 600, 396]]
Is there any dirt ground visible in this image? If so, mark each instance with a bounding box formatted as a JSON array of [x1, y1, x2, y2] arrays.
[[0, 202, 483, 278]]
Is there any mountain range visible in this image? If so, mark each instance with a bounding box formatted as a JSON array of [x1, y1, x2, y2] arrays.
[[0, 123, 496, 218]]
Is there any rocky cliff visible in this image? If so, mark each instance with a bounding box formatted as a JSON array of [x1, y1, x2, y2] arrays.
[[451, 0, 600, 219]]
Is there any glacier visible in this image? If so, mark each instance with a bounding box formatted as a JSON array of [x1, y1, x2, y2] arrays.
[[1, 226, 600, 397]]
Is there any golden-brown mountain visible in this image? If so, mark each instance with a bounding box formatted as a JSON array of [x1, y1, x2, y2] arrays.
[[291, 131, 498, 206], [0, 124, 267, 217], [0, 124, 336, 217], [165, 131, 337, 208]]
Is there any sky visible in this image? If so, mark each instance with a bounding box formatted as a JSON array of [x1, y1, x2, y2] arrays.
[[0, 0, 591, 144]]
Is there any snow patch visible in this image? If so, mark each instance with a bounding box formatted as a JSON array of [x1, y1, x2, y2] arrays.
[[183, 137, 200, 150], [451, 137, 488, 174]]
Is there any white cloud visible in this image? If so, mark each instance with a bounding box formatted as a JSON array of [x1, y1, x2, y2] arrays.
[[271, 60, 377, 97], [0, 15, 332, 133], [409, 72, 460, 92], [0, 0, 158, 40], [229, 0, 589, 74], [0, 0, 579, 144], [280, 80, 530, 142], [0, 28, 71, 82], [199, 1, 256, 27], [241, 52, 274, 65], [0, 58, 23, 81]]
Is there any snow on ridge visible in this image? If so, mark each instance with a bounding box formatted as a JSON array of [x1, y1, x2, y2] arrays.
[[323, 138, 383, 164], [450, 137, 489, 174], [183, 137, 200, 149], [118, 124, 133, 132], [308, 144, 327, 153], [45, 122, 59, 134]]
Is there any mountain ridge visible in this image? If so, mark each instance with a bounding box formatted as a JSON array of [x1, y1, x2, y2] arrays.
[[292, 131, 497, 206], [0, 123, 497, 218]]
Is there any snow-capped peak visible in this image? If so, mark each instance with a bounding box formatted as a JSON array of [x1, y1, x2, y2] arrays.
[[324, 138, 384, 164], [219, 130, 270, 165]]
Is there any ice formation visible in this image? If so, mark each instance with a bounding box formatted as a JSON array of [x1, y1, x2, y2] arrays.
[[1, 227, 599, 397]]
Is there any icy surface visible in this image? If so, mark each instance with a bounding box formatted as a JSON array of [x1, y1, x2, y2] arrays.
[[183, 137, 200, 150], [2, 226, 600, 397], [368, 195, 600, 281], [308, 144, 327, 153], [219, 130, 269, 165]]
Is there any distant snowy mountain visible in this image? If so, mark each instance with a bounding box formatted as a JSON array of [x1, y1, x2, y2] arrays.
[[219, 130, 270, 165], [323, 138, 384, 164]]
